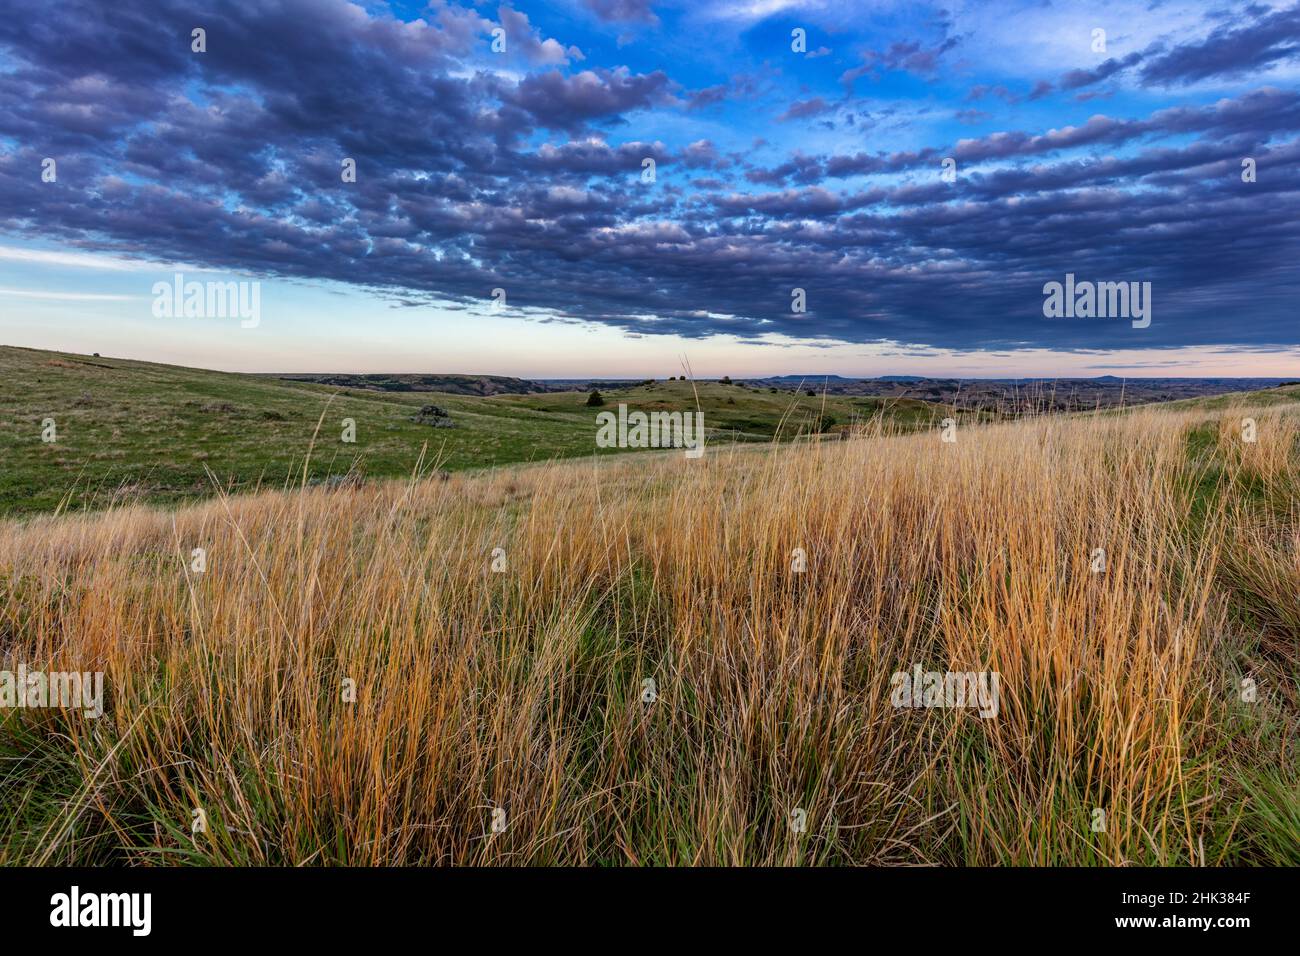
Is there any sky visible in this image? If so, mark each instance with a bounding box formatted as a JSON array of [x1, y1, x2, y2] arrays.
[[0, 0, 1297, 378]]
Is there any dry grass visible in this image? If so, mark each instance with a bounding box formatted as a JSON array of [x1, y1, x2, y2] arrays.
[[1, 403, 1296, 865]]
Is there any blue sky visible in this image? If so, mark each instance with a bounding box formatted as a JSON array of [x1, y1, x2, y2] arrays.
[[1, 0, 1297, 376]]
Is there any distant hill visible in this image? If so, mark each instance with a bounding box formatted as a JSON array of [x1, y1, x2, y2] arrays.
[[752, 373, 936, 383], [0, 347, 937, 516], [274, 372, 560, 396], [6, 344, 1296, 517], [743, 374, 1298, 412], [759, 374, 859, 381]]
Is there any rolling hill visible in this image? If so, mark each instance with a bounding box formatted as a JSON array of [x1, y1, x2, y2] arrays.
[[0, 346, 941, 516]]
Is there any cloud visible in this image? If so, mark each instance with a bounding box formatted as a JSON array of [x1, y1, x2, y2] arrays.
[[582, 0, 659, 25], [777, 97, 832, 121], [1141, 2, 1300, 85], [0, 0, 1297, 356], [0, 245, 158, 271], [842, 21, 962, 90], [497, 6, 584, 65], [0, 288, 138, 300], [966, 84, 1017, 103], [686, 84, 730, 110], [1059, 52, 1143, 91], [502, 67, 674, 130], [1027, 80, 1054, 101]]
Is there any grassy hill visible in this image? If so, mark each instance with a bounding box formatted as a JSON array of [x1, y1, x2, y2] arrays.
[[2, 393, 1297, 865], [0, 346, 943, 516]]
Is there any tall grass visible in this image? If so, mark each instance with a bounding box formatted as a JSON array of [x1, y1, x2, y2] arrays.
[[0, 404, 1295, 865]]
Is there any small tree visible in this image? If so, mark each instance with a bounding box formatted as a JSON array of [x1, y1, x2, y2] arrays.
[[586, 390, 605, 407], [720, 376, 732, 385]]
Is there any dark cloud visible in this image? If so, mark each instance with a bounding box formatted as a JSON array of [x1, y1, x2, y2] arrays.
[[1141, 2, 1300, 84], [841, 27, 962, 90], [0, 0, 1297, 356], [1027, 80, 1055, 101], [1037, 3, 1300, 95], [966, 84, 1017, 103], [500, 68, 674, 132], [746, 87, 1300, 184], [686, 84, 729, 110], [532, 138, 672, 175], [582, 0, 659, 26], [777, 97, 833, 121], [1059, 52, 1143, 91]]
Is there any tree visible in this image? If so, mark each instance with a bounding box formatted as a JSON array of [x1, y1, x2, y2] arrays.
[[586, 390, 605, 407]]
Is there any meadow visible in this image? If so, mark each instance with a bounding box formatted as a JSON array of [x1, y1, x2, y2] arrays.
[[0, 346, 939, 516], [1, 382, 1296, 865]]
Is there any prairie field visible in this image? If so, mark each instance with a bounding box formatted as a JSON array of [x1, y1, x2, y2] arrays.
[[0, 345, 937, 517], [1, 400, 1297, 866]]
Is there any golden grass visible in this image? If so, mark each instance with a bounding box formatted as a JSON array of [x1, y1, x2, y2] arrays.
[[1, 403, 1296, 865]]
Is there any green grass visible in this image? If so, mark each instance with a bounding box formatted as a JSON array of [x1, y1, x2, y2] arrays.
[[9, 342, 1291, 521], [0, 346, 943, 517]]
